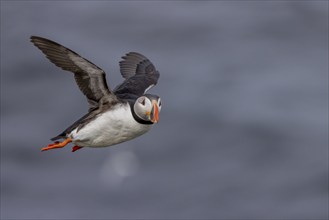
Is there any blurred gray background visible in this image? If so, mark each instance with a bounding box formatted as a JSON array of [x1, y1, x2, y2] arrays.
[[1, 1, 328, 219]]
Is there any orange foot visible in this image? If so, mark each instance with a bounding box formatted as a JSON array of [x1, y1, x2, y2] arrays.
[[72, 146, 83, 152], [41, 138, 72, 152]]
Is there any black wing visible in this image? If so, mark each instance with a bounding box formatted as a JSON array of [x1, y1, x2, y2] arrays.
[[114, 52, 160, 99], [30, 36, 117, 110]]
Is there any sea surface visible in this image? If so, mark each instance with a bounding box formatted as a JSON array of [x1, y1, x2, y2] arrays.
[[1, 1, 328, 219]]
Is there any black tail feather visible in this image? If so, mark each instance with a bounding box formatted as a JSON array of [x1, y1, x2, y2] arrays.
[[50, 133, 66, 141]]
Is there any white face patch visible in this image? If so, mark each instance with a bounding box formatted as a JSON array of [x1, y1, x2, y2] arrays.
[[134, 96, 153, 121], [157, 98, 162, 112]]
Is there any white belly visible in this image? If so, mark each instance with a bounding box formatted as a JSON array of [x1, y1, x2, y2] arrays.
[[69, 103, 152, 147]]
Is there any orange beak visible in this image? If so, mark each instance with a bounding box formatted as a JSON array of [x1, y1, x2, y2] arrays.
[[151, 102, 159, 123]]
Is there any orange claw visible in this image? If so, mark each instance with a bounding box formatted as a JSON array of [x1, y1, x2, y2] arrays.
[[72, 146, 83, 152], [41, 138, 72, 152]]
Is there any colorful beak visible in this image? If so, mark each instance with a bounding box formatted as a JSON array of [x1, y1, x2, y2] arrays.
[[151, 102, 159, 123]]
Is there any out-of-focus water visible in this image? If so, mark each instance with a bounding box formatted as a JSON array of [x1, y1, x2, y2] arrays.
[[1, 1, 328, 219]]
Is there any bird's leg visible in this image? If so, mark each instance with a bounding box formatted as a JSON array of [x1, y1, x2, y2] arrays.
[[46, 141, 60, 147], [41, 138, 72, 152], [72, 146, 83, 152]]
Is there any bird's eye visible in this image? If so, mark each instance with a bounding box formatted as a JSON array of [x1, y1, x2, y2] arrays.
[[139, 97, 145, 105]]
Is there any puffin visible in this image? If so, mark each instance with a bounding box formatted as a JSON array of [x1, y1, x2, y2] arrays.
[[30, 36, 161, 152]]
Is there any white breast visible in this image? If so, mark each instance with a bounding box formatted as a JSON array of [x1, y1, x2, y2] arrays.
[[69, 103, 152, 148]]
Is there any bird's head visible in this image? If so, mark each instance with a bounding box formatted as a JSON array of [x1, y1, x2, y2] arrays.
[[134, 94, 162, 123]]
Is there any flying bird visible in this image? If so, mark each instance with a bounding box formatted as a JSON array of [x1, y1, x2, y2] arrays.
[[30, 36, 161, 152]]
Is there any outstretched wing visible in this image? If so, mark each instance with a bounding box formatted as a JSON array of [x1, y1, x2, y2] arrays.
[[30, 36, 117, 110], [114, 52, 160, 98]]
